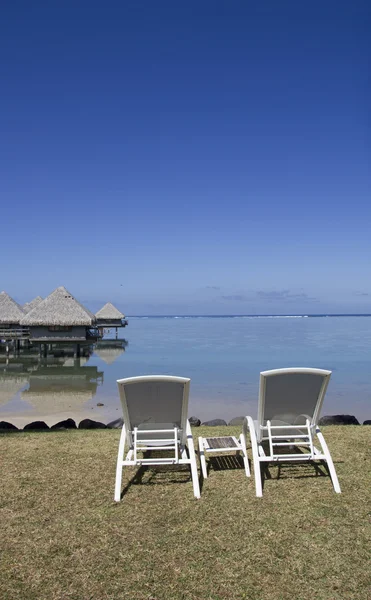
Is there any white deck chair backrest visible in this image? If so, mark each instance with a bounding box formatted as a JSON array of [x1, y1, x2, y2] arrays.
[[117, 375, 190, 447], [257, 368, 331, 440]]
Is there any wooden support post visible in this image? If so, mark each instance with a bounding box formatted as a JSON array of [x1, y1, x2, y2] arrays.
[[43, 343, 47, 358], [116, 327, 118, 339]]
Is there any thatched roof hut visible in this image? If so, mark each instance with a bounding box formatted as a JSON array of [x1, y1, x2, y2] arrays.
[[23, 296, 43, 314], [0, 291, 25, 325], [95, 302, 125, 320], [20, 286, 96, 326]]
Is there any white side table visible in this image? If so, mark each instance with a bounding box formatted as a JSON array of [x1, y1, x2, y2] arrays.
[[198, 434, 250, 478]]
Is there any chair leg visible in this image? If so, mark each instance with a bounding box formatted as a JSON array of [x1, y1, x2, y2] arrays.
[[198, 437, 208, 479], [252, 455, 263, 498], [188, 442, 201, 499], [316, 429, 341, 493], [186, 421, 200, 498], [239, 433, 251, 477], [114, 427, 127, 502], [246, 416, 263, 497]]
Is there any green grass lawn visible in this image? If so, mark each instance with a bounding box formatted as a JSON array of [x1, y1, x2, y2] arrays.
[[1, 426, 370, 600]]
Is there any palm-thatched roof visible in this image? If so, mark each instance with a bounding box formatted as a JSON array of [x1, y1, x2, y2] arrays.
[[95, 302, 125, 320], [23, 296, 43, 314], [20, 286, 96, 326], [0, 291, 25, 325]]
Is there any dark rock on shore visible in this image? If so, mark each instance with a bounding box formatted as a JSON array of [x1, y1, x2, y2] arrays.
[[363, 420, 371, 425], [228, 416, 245, 426], [24, 421, 50, 431], [189, 416, 201, 427], [78, 419, 107, 429], [202, 419, 227, 426], [319, 415, 360, 426], [0, 421, 19, 432], [51, 419, 77, 430], [107, 418, 124, 429]]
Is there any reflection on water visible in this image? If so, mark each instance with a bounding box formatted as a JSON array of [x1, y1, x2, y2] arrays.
[[0, 377, 29, 407], [21, 363, 104, 412], [1, 315, 371, 425], [0, 340, 127, 424], [0, 354, 43, 407], [93, 341, 127, 365]]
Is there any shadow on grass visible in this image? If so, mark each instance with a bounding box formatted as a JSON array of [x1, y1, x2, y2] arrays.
[[207, 453, 246, 474], [260, 444, 343, 489], [118, 446, 343, 499], [119, 450, 196, 499], [198, 453, 250, 492]]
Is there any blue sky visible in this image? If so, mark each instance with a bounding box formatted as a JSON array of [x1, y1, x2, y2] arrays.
[[1, 1, 370, 315]]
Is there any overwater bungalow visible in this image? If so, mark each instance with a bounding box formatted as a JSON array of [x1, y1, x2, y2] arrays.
[[95, 302, 128, 338], [20, 286, 98, 345], [23, 296, 43, 314], [0, 292, 25, 330], [0, 292, 28, 347], [95, 302, 127, 327]]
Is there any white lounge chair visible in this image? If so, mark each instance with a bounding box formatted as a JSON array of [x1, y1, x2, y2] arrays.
[[244, 368, 341, 497], [114, 375, 200, 501]]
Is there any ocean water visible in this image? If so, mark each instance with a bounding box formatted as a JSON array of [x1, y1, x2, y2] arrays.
[[1, 316, 371, 425]]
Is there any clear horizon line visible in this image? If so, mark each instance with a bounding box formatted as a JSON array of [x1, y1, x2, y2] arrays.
[[125, 313, 371, 318]]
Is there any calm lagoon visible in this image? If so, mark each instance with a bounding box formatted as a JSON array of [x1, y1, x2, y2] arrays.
[[1, 316, 370, 426]]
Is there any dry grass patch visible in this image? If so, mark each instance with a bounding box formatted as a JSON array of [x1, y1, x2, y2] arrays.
[[1, 426, 370, 600]]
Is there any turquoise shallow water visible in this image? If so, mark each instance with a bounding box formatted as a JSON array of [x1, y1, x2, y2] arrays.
[[1, 316, 371, 424]]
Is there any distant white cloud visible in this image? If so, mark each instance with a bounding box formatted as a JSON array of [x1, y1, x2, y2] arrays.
[[221, 294, 249, 302], [220, 290, 318, 303], [256, 290, 319, 303]]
